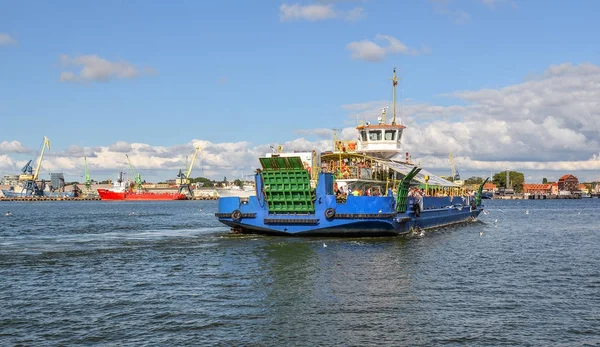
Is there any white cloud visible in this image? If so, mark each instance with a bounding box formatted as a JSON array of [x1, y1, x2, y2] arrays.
[[346, 34, 428, 62], [480, 0, 515, 9], [0, 155, 17, 172], [335, 63, 600, 182], [59, 54, 156, 83], [279, 3, 364, 22], [430, 0, 471, 24], [0, 141, 31, 154], [108, 141, 133, 153], [2, 63, 600, 184], [0, 33, 17, 46]]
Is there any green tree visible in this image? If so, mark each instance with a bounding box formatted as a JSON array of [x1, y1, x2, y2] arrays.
[[234, 179, 243, 188], [542, 177, 548, 184], [465, 176, 484, 184], [492, 171, 525, 193], [190, 177, 214, 187]]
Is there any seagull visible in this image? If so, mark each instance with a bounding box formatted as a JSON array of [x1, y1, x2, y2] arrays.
[[525, 209, 529, 215], [199, 208, 203, 212], [128, 212, 136, 216], [494, 219, 498, 224], [480, 231, 484, 237], [5, 211, 12, 216], [323, 243, 327, 248], [378, 209, 383, 214]]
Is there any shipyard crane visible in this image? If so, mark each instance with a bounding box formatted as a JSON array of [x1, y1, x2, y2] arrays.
[[177, 146, 201, 196], [84, 157, 91, 189], [18, 136, 50, 196], [125, 154, 143, 190], [448, 153, 464, 186]]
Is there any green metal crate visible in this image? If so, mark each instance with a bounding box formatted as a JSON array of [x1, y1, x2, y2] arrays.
[[259, 157, 315, 214]]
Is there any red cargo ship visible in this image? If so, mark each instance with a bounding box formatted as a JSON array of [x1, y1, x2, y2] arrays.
[[97, 189, 187, 201], [97, 171, 187, 201]]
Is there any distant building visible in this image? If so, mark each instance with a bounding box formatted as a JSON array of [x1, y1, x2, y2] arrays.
[[50, 173, 65, 190], [483, 182, 497, 192], [522, 183, 552, 195], [1, 174, 19, 186], [557, 174, 579, 193], [550, 182, 559, 195]]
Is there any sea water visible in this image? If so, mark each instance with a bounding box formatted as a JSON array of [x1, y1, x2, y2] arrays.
[[1, 199, 599, 345]]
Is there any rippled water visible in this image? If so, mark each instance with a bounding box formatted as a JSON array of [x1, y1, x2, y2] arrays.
[[1, 199, 599, 346]]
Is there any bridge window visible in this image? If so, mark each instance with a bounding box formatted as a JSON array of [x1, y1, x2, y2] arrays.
[[384, 130, 396, 141], [369, 130, 382, 141], [360, 130, 367, 141]]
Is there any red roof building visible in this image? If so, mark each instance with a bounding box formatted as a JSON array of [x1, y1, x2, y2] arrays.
[[551, 182, 559, 195], [558, 174, 579, 192], [522, 183, 552, 195], [483, 182, 497, 191]]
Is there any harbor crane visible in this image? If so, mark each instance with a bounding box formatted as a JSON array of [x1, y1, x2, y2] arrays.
[[125, 154, 143, 190], [448, 153, 464, 186], [177, 146, 201, 196], [84, 157, 91, 189], [18, 136, 50, 196]]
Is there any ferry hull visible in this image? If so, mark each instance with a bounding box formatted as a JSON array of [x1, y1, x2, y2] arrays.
[[97, 189, 187, 201], [216, 194, 483, 237]]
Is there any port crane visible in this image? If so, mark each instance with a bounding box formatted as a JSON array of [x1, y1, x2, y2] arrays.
[[84, 157, 91, 189], [18, 136, 50, 196], [448, 153, 464, 186], [177, 146, 201, 196], [125, 154, 143, 190]]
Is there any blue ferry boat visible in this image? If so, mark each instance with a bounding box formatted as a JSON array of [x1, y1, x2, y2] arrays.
[[216, 69, 486, 236]]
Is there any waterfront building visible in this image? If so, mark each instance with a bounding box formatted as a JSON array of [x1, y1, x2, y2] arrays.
[[522, 183, 552, 195], [1, 174, 19, 186], [558, 174, 579, 193], [50, 173, 65, 190]]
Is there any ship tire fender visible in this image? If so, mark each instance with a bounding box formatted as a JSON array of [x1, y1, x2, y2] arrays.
[[413, 203, 420, 217], [231, 209, 242, 221], [324, 208, 336, 219]]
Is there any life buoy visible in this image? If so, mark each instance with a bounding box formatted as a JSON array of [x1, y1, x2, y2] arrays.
[[324, 208, 336, 219], [231, 210, 242, 221], [413, 203, 420, 217]]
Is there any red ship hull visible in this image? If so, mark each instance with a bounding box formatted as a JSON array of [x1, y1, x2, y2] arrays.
[[97, 189, 187, 201]]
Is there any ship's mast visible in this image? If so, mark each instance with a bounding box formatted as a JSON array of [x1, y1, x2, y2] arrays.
[[391, 68, 399, 125]]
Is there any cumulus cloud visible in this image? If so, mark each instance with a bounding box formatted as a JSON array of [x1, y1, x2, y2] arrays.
[[336, 63, 600, 182], [279, 3, 364, 22], [430, 0, 471, 24], [480, 0, 515, 9], [59, 54, 156, 83], [2, 63, 600, 183], [346, 34, 428, 62], [0, 155, 17, 172], [0, 141, 32, 154], [107, 141, 133, 153], [0, 33, 17, 45]]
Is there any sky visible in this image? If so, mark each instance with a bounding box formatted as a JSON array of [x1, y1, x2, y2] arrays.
[[1, 0, 600, 184]]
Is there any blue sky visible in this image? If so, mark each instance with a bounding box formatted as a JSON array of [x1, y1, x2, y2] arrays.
[[1, 0, 600, 183]]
